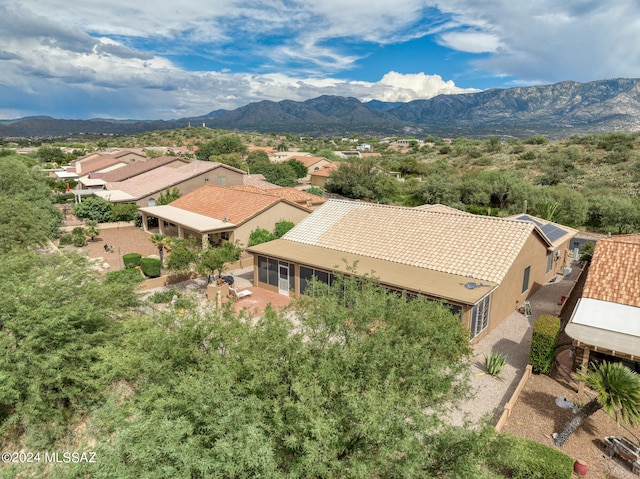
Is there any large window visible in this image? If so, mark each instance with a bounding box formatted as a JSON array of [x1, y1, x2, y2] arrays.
[[299, 265, 335, 295], [258, 256, 289, 287], [470, 295, 491, 339], [522, 265, 531, 293]]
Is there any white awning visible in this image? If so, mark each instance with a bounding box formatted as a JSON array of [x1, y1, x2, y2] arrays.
[[93, 189, 137, 202], [79, 178, 106, 187], [139, 205, 235, 233], [565, 297, 640, 357]]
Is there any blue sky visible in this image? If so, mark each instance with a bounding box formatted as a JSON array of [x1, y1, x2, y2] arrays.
[[2, 1, 640, 120]]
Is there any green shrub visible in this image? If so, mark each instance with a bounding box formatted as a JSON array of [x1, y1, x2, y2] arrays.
[[104, 268, 143, 284], [52, 193, 75, 204], [488, 434, 573, 479], [173, 298, 193, 310], [122, 253, 142, 269], [274, 220, 295, 238], [148, 289, 182, 303], [249, 227, 277, 246], [72, 234, 87, 247], [110, 203, 139, 222], [58, 233, 74, 245], [140, 257, 161, 278], [530, 314, 561, 374]]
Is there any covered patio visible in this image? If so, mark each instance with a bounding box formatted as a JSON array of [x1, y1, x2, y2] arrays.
[[139, 204, 235, 248]]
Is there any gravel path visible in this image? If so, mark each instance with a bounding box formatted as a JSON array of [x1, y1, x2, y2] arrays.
[[448, 266, 582, 427]]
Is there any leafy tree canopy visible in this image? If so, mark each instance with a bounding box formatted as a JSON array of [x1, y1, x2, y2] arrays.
[[249, 227, 277, 246], [285, 158, 308, 178], [0, 251, 138, 439], [82, 274, 475, 477], [157, 187, 181, 205], [73, 196, 113, 223], [196, 134, 247, 161]]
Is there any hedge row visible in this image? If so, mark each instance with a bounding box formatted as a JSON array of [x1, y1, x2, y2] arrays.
[[488, 434, 573, 479], [529, 314, 561, 374]]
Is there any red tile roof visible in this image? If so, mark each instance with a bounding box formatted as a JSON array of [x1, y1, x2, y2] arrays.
[[310, 163, 339, 178], [582, 234, 640, 307], [170, 185, 311, 225], [228, 185, 326, 206]]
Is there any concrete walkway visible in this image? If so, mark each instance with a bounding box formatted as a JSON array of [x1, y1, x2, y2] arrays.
[[448, 263, 583, 426]]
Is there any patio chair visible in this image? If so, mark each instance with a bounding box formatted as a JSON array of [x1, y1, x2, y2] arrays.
[[229, 287, 252, 300]]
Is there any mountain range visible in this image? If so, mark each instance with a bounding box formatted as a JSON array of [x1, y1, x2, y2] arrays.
[[3, 78, 640, 139]]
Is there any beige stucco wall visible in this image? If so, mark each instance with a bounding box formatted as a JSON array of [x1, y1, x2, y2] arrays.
[[251, 230, 574, 344], [471, 233, 556, 342], [305, 159, 332, 175], [232, 202, 311, 248], [310, 175, 328, 187], [134, 167, 245, 207]]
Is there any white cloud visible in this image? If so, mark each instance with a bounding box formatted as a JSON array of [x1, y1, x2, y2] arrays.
[[432, 0, 640, 83], [4, 0, 640, 119], [438, 31, 502, 54]]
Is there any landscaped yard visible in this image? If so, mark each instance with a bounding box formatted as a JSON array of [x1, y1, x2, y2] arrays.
[[57, 222, 640, 478], [503, 371, 640, 479]]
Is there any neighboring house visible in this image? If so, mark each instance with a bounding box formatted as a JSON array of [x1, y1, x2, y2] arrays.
[[247, 200, 577, 342], [290, 156, 332, 179], [309, 163, 339, 188], [70, 150, 147, 175], [247, 146, 276, 155], [565, 234, 640, 385], [138, 185, 313, 249], [228, 185, 326, 210], [269, 151, 308, 162], [91, 161, 246, 206], [88, 156, 190, 183], [335, 151, 362, 159]]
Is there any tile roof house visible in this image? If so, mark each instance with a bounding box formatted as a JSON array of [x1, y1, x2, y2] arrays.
[[566, 234, 640, 375], [248, 200, 577, 342], [88, 156, 189, 183], [138, 185, 314, 249], [309, 163, 339, 188], [290, 156, 333, 179], [71, 150, 148, 175], [91, 161, 246, 206]]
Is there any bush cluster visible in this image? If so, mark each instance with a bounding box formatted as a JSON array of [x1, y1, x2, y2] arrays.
[[148, 289, 182, 303], [105, 268, 143, 284], [140, 258, 161, 278], [122, 253, 142, 269], [529, 314, 561, 374], [59, 227, 87, 247]]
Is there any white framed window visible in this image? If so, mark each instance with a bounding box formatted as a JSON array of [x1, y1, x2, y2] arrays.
[[470, 295, 491, 339]]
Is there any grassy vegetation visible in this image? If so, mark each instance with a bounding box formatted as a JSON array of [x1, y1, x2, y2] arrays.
[[0, 132, 606, 477]]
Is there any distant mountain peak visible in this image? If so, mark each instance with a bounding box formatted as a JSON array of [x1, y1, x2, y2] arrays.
[[3, 78, 640, 138]]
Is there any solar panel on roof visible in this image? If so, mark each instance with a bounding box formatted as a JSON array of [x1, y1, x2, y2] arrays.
[[516, 214, 544, 227], [516, 215, 568, 243], [541, 223, 568, 243]]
